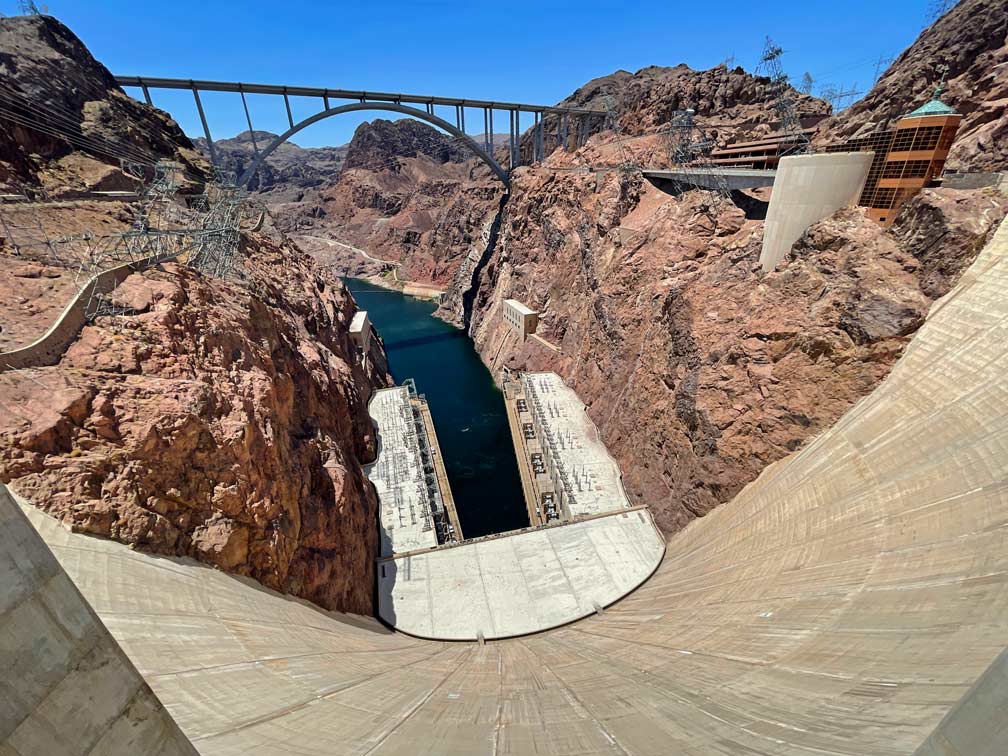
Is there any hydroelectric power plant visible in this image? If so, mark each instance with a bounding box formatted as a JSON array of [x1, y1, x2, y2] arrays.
[[3, 2, 1008, 755]]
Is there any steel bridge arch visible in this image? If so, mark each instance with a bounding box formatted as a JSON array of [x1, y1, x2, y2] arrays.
[[237, 101, 509, 188]]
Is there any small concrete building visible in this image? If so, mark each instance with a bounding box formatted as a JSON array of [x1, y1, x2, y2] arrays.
[[502, 299, 538, 340], [760, 152, 874, 272], [349, 310, 370, 353]]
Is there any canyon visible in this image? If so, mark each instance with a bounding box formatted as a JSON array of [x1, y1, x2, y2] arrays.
[[2, 0, 1007, 604], [3, 2, 1008, 753], [0, 14, 391, 614]]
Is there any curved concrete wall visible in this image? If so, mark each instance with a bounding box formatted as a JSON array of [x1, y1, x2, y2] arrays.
[[8, 217, 1008, 754], [0, 250, 179, 372], [0, 487, 197, 756], [760, 152, 873, 272]]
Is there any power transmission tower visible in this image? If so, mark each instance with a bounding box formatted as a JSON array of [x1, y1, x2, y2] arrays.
[[664, 109, 732, 211], [757, 36, 809, 155], [873, 54, 895, 83], [800, 72, 814, 96], [601, 94, 637, 175], [819, 83, 861, 112], [926, 0, 956, 22], [17, 1, 42, 15]]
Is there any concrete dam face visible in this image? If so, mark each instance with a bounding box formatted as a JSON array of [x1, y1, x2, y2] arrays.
[[4, 218, 1008, 755]]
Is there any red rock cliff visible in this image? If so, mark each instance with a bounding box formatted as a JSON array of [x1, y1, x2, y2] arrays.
[[0, 14, 392, 614], [466, 162, 1006, 535]]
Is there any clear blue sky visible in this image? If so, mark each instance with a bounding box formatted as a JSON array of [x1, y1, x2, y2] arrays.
[[11, 0, 937, 147]]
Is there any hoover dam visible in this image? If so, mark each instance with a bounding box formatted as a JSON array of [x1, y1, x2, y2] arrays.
[[5, 216, 1007, 755]]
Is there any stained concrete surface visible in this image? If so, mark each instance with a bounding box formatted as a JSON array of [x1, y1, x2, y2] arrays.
[[0, 487, 197, 756], [377, 508, 665, 640], [4, 217, 1008, 754]]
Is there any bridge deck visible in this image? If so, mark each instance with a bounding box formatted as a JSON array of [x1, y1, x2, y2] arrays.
[[114, 76, 606, 116], [643, 166, 777, 190]]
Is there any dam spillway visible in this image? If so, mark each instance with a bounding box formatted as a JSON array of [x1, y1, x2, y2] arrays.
[[4, 216, 1008, 753]]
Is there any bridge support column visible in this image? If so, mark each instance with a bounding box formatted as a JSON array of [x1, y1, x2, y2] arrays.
[[536, 112, 545, 162], [191, 86, 217, 169], [239, 87, 260, 161], [560, 112, 569, 152], [283, 90, 294, 129], [532, 112, 538, 162], [508, 110, 516, 170]]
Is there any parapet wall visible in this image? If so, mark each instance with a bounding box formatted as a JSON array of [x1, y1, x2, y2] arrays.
[[760, 152, 873, 272], [0, 250, 179, 372], [0, 485, 196, 755]]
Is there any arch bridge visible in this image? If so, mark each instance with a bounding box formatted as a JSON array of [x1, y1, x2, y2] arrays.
[[115, 76, 607, 188]]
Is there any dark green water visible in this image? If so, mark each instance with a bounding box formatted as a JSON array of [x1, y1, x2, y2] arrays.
[[344, 278, 528, 538]]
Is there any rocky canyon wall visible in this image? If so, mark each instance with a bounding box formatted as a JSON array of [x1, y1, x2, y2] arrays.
[[0, 14, 391, 614], [465, 161, 1006, 536], [814, 0, 1008, 173]]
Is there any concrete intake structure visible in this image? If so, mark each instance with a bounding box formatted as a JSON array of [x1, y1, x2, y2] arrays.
[[3, 218, 1008, 753], [759, 152, 874, 272]]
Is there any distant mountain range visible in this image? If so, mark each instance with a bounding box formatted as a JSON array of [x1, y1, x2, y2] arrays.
[[193, 131, 349, 194]]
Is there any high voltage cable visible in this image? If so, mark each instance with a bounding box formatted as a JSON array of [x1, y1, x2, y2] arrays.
[[0, 99, 163, 166], [0, 86, 211, 185], [0, 83, 163, 162], [0, 105, 210, 187], [0, 106, 160, 168]]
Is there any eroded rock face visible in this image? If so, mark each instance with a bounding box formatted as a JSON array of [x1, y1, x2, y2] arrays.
[[0, 226, 391, 614], [467, 168, 1006, 535], [533, 63, 829, 154], [270, 120, 506, 288], [0, 15, 207, 192], [814, 0, 1008, 173], [193, 131, 350, 195], [343, 119, 469, 172]]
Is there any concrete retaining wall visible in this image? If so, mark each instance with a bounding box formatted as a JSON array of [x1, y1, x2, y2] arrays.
[[760, 152, 873, 272], [0, 251, 179, 372], [0, 485, 197, 755]]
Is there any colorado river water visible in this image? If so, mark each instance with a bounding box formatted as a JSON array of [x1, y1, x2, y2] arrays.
[[344, 278, 529, 538]]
